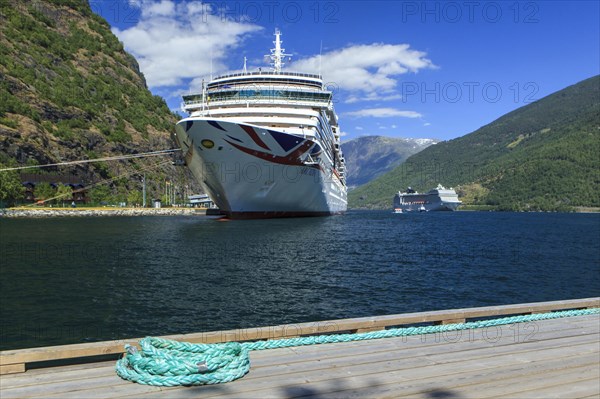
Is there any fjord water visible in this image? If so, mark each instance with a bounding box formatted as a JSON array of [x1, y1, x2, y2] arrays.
[[1, 211, 599, 350]]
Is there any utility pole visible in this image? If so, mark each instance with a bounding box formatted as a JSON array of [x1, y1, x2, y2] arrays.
[[142, 174, 146, 207], [166, 180, 171, 205]]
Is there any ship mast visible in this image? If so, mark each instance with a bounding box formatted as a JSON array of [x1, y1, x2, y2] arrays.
[[268, 29, 290, 72]]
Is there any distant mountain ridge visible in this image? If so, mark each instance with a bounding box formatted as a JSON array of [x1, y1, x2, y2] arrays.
[[349, 75, 600, 211], [341, 136, 437, 188]]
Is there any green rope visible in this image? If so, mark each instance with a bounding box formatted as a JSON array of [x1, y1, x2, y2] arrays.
[[116, 307, 599, 386]]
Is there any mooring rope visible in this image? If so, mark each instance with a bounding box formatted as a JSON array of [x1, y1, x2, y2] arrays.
[[115, 307, 599, 386], [0, 149, 181, 172]]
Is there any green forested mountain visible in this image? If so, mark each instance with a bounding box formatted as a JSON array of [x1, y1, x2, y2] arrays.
[[349, 75, 600, 211], [341, 136, 437, 188], [0, 1, 197, 204]]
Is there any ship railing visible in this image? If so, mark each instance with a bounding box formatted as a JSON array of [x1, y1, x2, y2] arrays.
[[304, 154, 318, 164], [213, 71, 322, 80], [183, 99, 330, 109], [184, 90, 331, 104]]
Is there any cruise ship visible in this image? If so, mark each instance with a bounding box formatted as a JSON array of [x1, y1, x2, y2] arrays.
[[174, 30, 347, 218], [393, 185, 462, 212]]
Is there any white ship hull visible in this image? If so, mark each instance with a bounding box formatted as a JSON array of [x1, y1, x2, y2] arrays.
[[175, 118, 347, 218], [393, 186, 462, 212], [395, 201, 461, 212]]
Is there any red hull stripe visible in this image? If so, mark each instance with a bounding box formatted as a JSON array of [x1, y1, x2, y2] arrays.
[[225, 139, 319, 168], [240, 125, 270, 150]]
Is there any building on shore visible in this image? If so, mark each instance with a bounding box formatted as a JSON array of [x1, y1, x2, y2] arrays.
[[19, 173, 88, 204]]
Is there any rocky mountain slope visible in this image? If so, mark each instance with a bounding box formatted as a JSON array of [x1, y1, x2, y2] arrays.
[[0, 1, 197, 203]]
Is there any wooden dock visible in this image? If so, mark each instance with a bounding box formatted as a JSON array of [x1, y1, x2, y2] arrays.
[[1, 298, 599, 398]]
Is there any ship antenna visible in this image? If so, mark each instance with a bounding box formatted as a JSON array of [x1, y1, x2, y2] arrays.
[[243, 56, 247, 73], [210, 47, 213, 80], [319, 40, 323, 77], [267, 29, 290, 72], [201, 79, 205, 111]]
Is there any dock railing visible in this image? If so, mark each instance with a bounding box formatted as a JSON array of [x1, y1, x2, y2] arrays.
[[1, 297, 598, 375]]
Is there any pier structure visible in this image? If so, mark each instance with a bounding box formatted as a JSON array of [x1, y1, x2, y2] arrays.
[[1, 298, 598, 398]]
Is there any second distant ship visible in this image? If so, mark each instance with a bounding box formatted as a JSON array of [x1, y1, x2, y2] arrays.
[[174, 30, 347, 218], [393, 185, 462, 212]]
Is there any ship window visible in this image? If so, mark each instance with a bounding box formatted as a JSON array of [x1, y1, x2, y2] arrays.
[[206, 89, 332, 103]]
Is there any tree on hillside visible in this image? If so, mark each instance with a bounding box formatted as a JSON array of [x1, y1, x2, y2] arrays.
[[0, 167, 25, 207], [55, 184, 73, 206], [127, 189, 143, 207], [34, 182, 56, 202], [89, 185, 111, 204]]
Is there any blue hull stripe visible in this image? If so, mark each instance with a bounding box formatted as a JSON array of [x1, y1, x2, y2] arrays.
[[268, 130, 304, 152], [208, 120, 227, 131], [226, 135, 243, 143]]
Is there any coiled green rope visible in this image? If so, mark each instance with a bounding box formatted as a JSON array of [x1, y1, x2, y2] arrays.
[[116, 307, 599, 386]]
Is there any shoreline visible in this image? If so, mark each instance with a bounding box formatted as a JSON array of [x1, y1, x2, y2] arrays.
[[350, 206, 600, 213], [3, 207, 599, 218], [1, 207, 209, 218]]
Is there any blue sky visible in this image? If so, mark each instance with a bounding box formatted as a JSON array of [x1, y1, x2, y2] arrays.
[[90, 1, 600, 141]]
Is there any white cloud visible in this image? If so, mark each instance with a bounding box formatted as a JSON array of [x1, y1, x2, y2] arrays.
[[293, 43, 435, 97], [345, 93, 402, 104], [112, 1, 261, 88], [355, 126, 363, 130], [345, 108, 422, 118], [111, 2, 436, 111], [424, 122, 431, 126], [145, 0, 176, 17]]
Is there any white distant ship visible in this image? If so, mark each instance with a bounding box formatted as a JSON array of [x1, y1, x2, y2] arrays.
[[174, 30, 347, 218], [393, 184, 462, 212]]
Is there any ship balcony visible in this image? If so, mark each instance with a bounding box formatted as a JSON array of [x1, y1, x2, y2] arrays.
[[196, 106, 321, 118], [192, 115, 319, 129], [184, 99, 330, 111]]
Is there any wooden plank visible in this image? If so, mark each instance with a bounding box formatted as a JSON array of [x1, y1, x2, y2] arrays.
[[1, 317, 595, 399], [1, 316, 596, 395], [436, 318, 466, 325], [0, 341, 134, 369], [2, 297, 598, 371], [0, 363, 25, 374], [245, 330, 600, 380], [185, 354, 600, 399], [0, 363, 116, 390], [248, 316, 598, 367], [401, 363, 599, 399], [491, 374, 600, 399], [359, 354, 600, 399], [115, 331, 599, 398], [0, 373, 162, 399], [0, 361, 120, 393], [1, 309, 597, 399], [217, 318, 600, 396], [40, 383, 184, 399], [354, 327, 383, 333], [220, 339, 600, 394]]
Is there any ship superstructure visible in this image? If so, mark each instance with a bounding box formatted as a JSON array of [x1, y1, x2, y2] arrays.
[[393, 185, 462, 212], [174, 30, 346, 218]]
